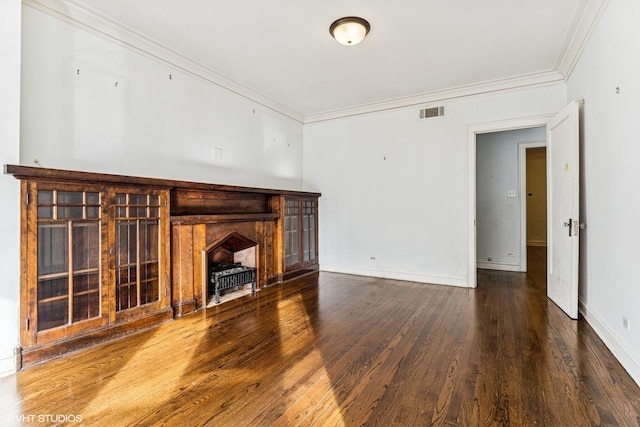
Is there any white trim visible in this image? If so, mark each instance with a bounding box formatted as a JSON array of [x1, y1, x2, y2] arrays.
[[0, 351, 16, 378], [25, 0, 607, 124], [305, 72, 565, 124], [518, 140, 547, 273], [477, 262, 522, 272], [555, 0, 611, 80], [23, 0, 305, 123], [580, 299, 640, 388], [467, 115, 553, 288], [320, 264, 467, 288]]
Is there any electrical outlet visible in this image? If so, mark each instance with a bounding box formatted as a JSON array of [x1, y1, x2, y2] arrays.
[[506, 251, 515, 257], [370, 256, 376, 261], [623, 317, 631, 331]]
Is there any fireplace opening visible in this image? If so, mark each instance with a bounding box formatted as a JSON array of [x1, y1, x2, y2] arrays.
[[205, 232, 257, 305]]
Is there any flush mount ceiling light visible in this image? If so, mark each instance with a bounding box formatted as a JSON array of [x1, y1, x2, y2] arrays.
[[329, 16, 370, 46]]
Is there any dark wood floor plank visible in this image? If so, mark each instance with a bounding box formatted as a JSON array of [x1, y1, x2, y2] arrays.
[[2, 248, 640, 426]]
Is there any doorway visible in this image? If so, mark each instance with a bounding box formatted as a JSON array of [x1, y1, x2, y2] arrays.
[[469, 103, 581, 319], [467, 115, 553, 288], [518, 142, 548, 272], [523, 145, 548, 248], [475, 129, 545, 273]]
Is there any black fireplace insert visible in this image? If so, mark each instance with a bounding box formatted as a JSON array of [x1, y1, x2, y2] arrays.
[[208, 262, 256, 304]]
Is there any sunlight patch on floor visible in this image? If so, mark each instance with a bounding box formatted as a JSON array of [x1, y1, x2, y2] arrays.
[[278, 348, 347, 427], [277, 293, 314, 357], [274, 294, 347, 426], [82, 326, 198, 421]]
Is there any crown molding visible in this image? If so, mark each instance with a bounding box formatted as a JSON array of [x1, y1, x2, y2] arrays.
[[555, 0, 610, 80], [23, 0, 604, 126], [303, 70, 565, 124], [23, 0, 306, 123]]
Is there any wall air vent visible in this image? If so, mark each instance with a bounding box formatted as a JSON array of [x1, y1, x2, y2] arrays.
[[419, 106, 445, 119]]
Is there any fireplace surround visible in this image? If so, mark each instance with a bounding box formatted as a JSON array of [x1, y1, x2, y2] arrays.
[[169, 186, 319, 316], [170, 212, 278, 315], [206, 232, 257, 304]]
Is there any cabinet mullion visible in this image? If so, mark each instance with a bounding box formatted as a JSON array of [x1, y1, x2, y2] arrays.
[[136, 219, 141, 308], [67, 220, 74, 326]]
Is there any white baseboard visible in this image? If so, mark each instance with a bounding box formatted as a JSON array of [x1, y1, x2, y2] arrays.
[[320, 264, 469, 287], [477, 261, 523, 272], [0, 350, 16, 378], [579, 298, 640, 388]]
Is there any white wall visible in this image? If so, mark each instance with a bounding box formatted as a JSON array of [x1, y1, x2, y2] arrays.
[[476, 127, 545, 271], [20, 6, 304, 190], [16, 1, 639, 390], [3, 5, 304, 376], [0, 0, 22, 376], [303, 85, 565, 286], [567, 0, 640, 385]]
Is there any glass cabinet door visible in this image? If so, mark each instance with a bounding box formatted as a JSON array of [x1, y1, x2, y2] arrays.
[[114, 192, 162, 317], [302, 199, 316, 263], [284, 197, 318, 271], [34, 187, 105, 341], [25, 183, 169, 347], [284, 199, 300, 268]]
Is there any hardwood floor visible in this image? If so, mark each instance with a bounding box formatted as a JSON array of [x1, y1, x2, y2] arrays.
[[2, 247, 639, 426]]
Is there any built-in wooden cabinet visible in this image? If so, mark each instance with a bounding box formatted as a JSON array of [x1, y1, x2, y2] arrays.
[[6, 165, 319, 368], [283, 196, 318, 278], [31, 184, 108, 344], [12, 169, 173, 367]]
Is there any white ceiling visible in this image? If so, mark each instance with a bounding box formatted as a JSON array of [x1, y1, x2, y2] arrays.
[[32, 0, 600, 122]]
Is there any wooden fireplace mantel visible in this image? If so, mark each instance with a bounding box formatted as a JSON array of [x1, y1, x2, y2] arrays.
[[4, 164, 320, 197], [170, 213, 280, 225], [5, 164, 320, 368]]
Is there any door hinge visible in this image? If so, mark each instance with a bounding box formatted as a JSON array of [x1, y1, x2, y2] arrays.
[[26, 192, 30, 205], [26, 317, 30, 331]]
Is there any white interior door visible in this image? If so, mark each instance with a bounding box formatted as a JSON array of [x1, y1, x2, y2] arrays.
[[547, 100, 580, 319]]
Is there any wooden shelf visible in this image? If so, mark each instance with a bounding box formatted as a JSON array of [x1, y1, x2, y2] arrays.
[[171, 213, 280, 225], [5, 164, 320, 197]]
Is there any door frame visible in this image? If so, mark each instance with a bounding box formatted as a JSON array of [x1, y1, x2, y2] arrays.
[[518, 140, 547, 273], [467, 115, 553, 288]]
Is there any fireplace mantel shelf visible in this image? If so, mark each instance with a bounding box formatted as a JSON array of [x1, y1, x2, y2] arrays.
[[170, 213, 280, 225], [4, 164, 320, 197]]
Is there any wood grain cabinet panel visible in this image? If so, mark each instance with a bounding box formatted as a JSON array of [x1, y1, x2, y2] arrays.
[[6, 165, 319, 368]]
